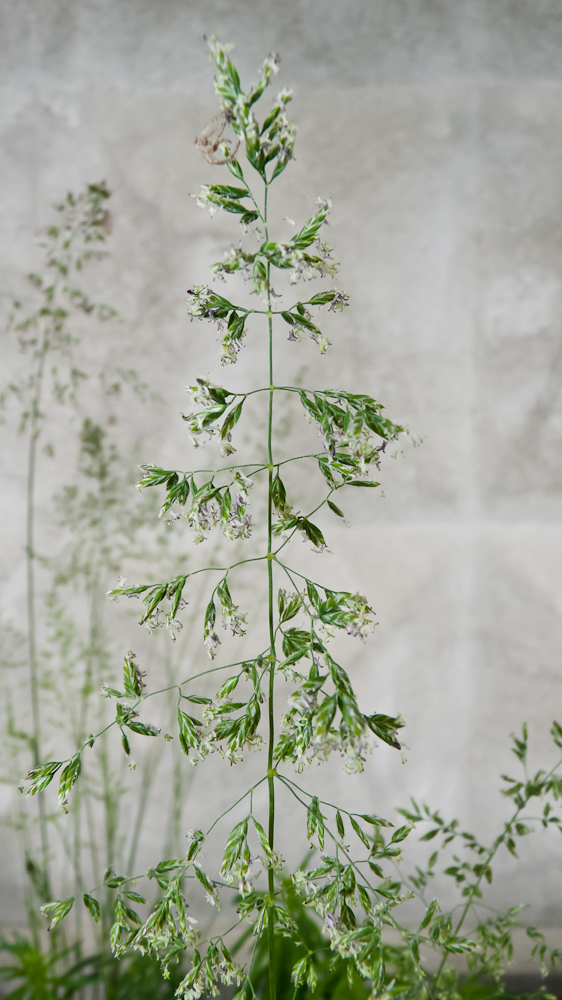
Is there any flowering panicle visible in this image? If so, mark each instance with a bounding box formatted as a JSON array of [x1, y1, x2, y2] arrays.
[[187, 287, 248, 365], [285, 239, 339, 285], [216, 576, 247, 636], [36, 39, 560, 1000], [175, 941, 245, 1000], [328, 290, 349, 312], [206, 38, 296, 183], [43, 38, 431, 1000], [296, 388, 406, 487], [186, 473, 253, 545], [179, 379, 247, 457], [210, 244, 254, 281]]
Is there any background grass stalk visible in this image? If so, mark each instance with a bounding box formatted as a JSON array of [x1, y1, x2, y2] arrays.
[[25, 321, 51, 900]]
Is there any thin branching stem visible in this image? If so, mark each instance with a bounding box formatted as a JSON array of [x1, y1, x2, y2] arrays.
[[26, 322, 51, 895], [264, 177, 278, 1000], [205, 777, 268, 838]]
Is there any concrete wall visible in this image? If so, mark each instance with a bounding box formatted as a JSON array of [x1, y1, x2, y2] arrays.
[[2, 0, 562, 951]]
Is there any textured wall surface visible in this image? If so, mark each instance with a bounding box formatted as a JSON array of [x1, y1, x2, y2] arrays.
[[2, 0, 562, 946]]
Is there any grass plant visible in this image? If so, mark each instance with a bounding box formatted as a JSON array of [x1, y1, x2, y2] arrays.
[[19, 40, 562, 1000], [1, 184, 197, 997]]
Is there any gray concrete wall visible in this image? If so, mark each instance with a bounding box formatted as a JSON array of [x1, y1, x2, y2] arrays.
[[2, 0, 562, 956]]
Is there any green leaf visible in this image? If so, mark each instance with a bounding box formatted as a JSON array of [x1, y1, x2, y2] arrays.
[[345, 480, 380, 488], [126, 720, 160, 737], [511, 723, 528, 766], [204, 193, 253, 215], [358, 884, 371, 914], [336, 810, 345, 839], [390, 825, 412, 844], [277, 651, 306, 673], [252, 816, 273, 858], [252, 258, 267, 290], [122, 902, 141, 925], [340, 901, 356, 929], [168, 576, 187, 618], [217, 577, 233, 609], [220, 400, 244, 439], [221, 818, 248, 874], [58, 753, 81, 807], [83, 894, 100, 922], [307, 797, 318, 840], [226, 312, 247, 344], [365, 712, 404, 749], [281, 628, 310, 659], [207, 184, 249, 200], [110, 921, 124, 951], [104, 875, 126, 887], [137, 465, 179, 488], [360, 813, 394, 827], [551, 721, 562, 749], [205, 599, 216, 633], [420, 898, 440, 929], [306, 797, 325, 850], [419, 828, 440, 842], [261, 102, 282, 133], [123, 653, 144, 699], [200, 403, 228, 427], [140, 583, 168, 621], [160, 476, 190, 514], [280, 593, 301, 623], [227, 160, 244, 181], [155, 859, 184, 873], [270, 158, 289, 182], [291, 955, 309, 988], [124, 890, 146, 904], [271, 473, 287, 511], [25, 761, 63, 795], [194, 866, 215, 894], [301, 519, 326, 550], [308, 291, 337, 306], [187, 830, 205, 861], [104, 687, 124, 698], [291, 203, 330, 250], [178, 709, 201, 755], [315, 694, 337, 733], [245, 695, 261, 738], [41, 897, 74, 931], [317, 458, 336, 488], [350, 816, 370, 849], [216, 675, 240, 699], [306, 581, 321, 609], [506, 837, 518, 858], [327, 500, 345, 518]]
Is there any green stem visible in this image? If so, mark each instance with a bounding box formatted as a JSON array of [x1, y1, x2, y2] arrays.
[[72, 556, 103, 948], [264, 180, 277, 1000], [26, 325, 51, 899], [205, 777, 267, 838]]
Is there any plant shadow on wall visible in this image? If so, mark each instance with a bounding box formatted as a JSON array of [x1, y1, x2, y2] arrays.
[[15, 39, 562, 1000], [0, 184, 206, 998]]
